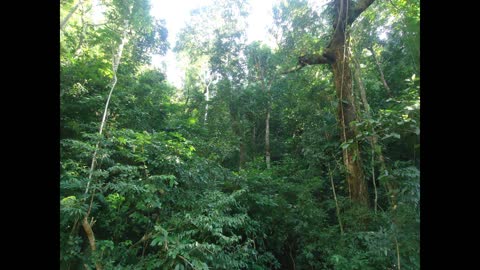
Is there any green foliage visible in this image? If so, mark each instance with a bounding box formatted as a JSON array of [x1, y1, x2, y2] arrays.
[[61, 0, 419, 269], [61, 127, 276, 268]]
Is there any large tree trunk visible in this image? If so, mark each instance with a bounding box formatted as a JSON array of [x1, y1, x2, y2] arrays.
[[284, 0, 375, 206], [329, 0, 369, 206], [331, 45, 368, 206]]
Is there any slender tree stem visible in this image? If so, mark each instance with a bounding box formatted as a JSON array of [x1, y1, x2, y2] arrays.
[[61, 0, 84, 31], [371, 144, 378, 213], [84, 22, 129, 195], [81, 19, 130, 270], [288, 243, 296, 270], [368, 46, 392, 97], [328, 164, 344, 235]]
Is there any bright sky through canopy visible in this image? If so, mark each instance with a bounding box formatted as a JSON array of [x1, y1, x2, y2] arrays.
[[149, 0, 277, 88]]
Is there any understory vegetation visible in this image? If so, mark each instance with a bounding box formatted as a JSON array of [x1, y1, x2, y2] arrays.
[[60, 0, 419, 269]]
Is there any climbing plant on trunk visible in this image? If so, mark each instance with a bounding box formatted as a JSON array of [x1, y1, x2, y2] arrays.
[[283, 0, 375, 206]]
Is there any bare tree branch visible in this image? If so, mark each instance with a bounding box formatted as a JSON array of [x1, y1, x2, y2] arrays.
[[279, 65, 306, 75], [280, 53, 334, 74], [61, 0, 83, 32]]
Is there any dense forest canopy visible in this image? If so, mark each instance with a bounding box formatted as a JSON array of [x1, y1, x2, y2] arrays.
[[60, 0, 419, 269]]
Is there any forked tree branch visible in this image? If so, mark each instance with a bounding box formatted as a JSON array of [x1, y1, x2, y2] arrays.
[[348, 0, 376, 25], [283, 0, 376, 74]]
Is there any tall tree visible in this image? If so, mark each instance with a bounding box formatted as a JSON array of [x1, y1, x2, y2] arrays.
[[283, 0, 375, 206], [176, 0, 250, 170], [246, 42, 277, 169]]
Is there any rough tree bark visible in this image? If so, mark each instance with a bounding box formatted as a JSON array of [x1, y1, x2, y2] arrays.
[[332, 34, 368, 206], [285, 0, 375, 206]]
